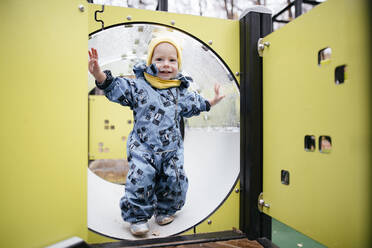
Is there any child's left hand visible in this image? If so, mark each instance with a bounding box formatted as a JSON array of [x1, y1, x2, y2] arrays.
[[209, 84, 225, 107]]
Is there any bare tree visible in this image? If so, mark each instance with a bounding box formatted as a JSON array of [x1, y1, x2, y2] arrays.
[[255, 0, 267, 6], [287, 0, 293, 20], [199, 0, 207, 16], [222, 0, 261, 19], [223, 0, 234, 19], [127, 0, 134, 7], [126, 0, 155, 9]]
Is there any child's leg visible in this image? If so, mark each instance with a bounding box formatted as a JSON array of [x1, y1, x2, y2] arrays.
[[155, 149, 188, 216], [119, 149, 157, 224]]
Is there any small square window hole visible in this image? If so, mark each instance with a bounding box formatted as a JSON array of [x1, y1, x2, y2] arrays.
[[335, 65, 347, 84], [281, 170, 290, 185], [318, 47, 332, 66], [319, 136, 332, 153], [304, 135, 316, 152]]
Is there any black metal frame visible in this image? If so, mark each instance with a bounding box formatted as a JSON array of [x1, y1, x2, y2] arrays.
[[156, 0, 168, 11], [272, 0, 321, 24], [239, 10, 272, 241]]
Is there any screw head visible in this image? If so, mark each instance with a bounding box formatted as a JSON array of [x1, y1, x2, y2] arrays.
[[171, 20, 175, 25], [127, 16, 132, 21], [207, 220, 212, 225], [235, 72, 240, 76], [208, 40, 213, 45], [258, 43, 265, 51], [78, 5, 85, 12]]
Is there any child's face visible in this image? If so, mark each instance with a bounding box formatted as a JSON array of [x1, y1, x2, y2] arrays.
[[151, 42, 179, 80]]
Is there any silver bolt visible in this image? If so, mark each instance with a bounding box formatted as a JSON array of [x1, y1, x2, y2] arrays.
[[207, 220, 212, 225], [171, 20, 175, 25], [127, 16, 132, 21], [78, 5, 85, 12], [258, 41, 270, 52], [208, 40, 213, 45], [235, 188, 240, 193], [235, 72, 240, 76]]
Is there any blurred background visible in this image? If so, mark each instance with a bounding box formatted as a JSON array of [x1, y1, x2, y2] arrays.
[[89, 0, 327, 30]]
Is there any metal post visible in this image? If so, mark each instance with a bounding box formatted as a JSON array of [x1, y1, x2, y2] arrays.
[[156, 0, 168, 11], [239, 6, 272, 241], [295, 0, 303, 17]]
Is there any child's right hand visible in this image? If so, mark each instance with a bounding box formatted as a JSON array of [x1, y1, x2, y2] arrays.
[[88, 48, 106, 83]]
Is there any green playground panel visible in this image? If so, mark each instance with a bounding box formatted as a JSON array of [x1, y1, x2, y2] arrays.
[[262, 0, 371, 247]]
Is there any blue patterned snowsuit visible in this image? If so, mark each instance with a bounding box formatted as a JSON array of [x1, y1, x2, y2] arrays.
[[96, 63, 211, 223]]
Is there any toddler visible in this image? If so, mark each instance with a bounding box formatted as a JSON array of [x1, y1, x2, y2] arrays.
[[88, 36, 224, 236]]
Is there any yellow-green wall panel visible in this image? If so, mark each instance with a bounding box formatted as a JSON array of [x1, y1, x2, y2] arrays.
[[89, 96, 133, 160], [196, 181, 240, 233], [0, 1, 88, 247], [87, 230, 117, 244], [262, 0, 371, 247], [181, 229, 195, 235]]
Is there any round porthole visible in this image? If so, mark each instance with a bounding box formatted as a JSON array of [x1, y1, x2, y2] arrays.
[[88, 23, 240, 239]]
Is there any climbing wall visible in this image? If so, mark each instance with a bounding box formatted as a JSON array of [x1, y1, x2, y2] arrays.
[[261, 0, 371, 247]]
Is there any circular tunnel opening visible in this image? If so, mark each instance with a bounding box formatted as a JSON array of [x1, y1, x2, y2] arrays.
[[88, 23, 240, 240]]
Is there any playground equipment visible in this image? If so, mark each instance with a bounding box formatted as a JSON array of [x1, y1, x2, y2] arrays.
[[87, 5, 240, 240], [0, 0, 370, 247]]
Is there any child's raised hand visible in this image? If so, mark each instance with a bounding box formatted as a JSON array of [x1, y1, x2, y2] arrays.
[[209, 84, 225, 107], [88, 48, 106, 83], [88, 48, 100, 74]]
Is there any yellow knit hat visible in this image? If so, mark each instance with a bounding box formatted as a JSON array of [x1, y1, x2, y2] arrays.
[[146, 37, 182, 70]]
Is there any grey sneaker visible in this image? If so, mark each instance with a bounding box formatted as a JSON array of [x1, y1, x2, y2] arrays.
[[155, 215, 175, 225], [130, 221, 149, 236]]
